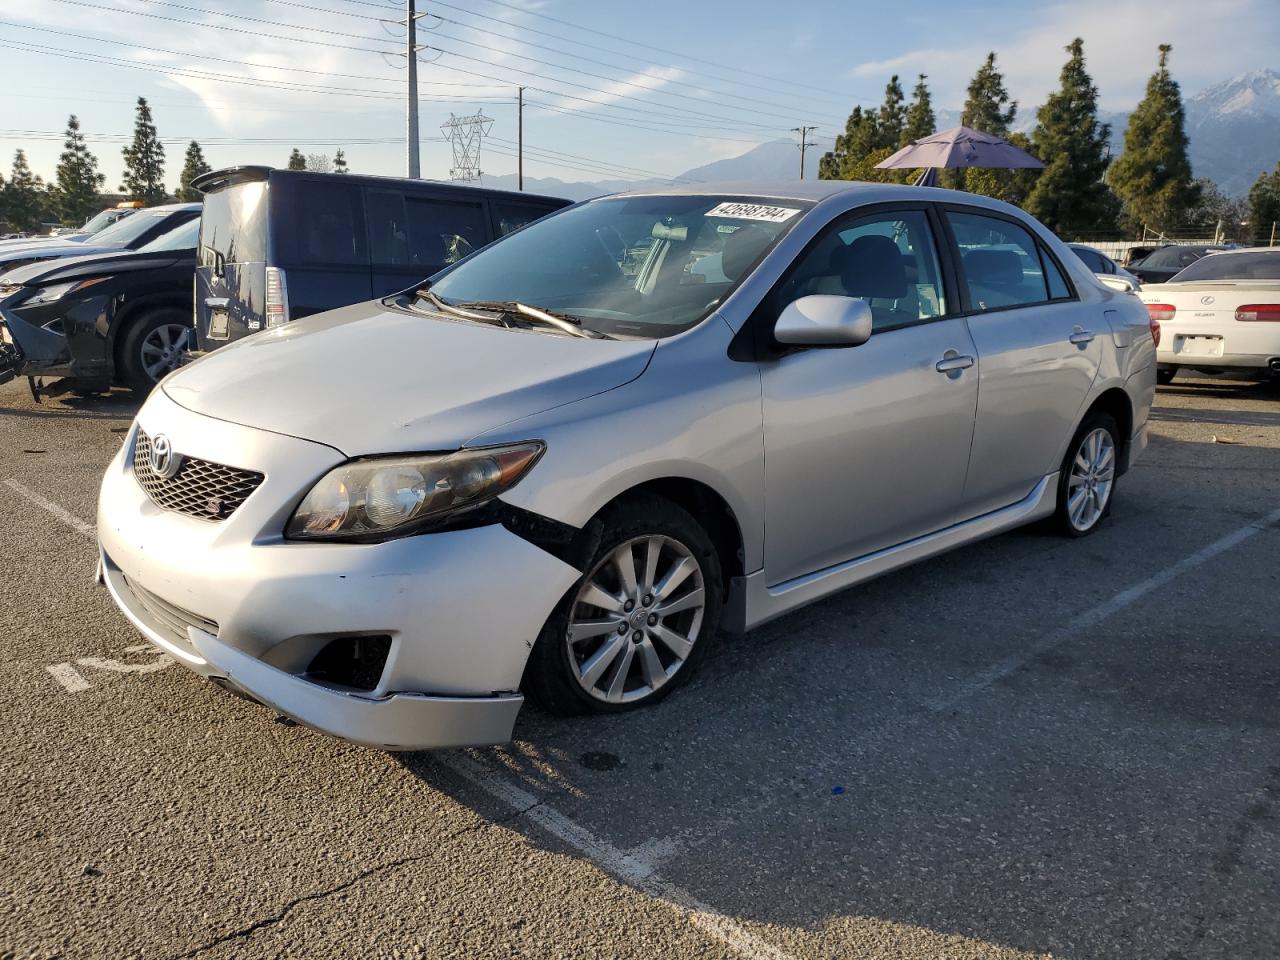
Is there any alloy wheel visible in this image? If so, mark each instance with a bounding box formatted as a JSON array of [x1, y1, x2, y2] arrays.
[[566, 535, 706, 704], [140, 323, 192, 382], [1066, 426, 1116, 533]]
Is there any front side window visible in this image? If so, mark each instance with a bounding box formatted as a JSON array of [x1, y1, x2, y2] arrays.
[[427, 195, 809, 339], [768, 209, 948, 333], [405, 198, 487, 267], [93, 210, 178, 249], [950, 211, 1071, 310]]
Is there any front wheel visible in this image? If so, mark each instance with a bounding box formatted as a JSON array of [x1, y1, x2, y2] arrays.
[[1053, 412, 1120, 538], [523, 495, 722, 716], [117, 308, 193, 394]]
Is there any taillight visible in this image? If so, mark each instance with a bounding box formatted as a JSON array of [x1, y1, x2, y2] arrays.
[[1145, 303, 1176, 322], [265, 267, 290, 327], [1235, 304, 1280, 322]]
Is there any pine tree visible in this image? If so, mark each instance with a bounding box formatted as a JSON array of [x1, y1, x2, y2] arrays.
[[120, 97, 167, 204], [820, 105, 864, 180], [902, 74, 936, 145], [333, 149, 349, 174], [962, 53, 1017, 135], [877, 75, 907, 151], [5, 150, 46, 233], [1247, 162, 1280, 243], [1109, 45, 1200, 234], [176, 141, 212, 202], [1025, 39, 1119, 237], [52, 115, 105, 227], [287, 148, 306, 171]]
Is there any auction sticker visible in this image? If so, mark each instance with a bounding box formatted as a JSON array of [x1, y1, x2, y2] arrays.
[[706, 202, 801, 223]]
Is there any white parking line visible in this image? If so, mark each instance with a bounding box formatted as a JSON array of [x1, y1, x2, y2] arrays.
[[4, 478, 96, 540], [46, 663, 92, 693]]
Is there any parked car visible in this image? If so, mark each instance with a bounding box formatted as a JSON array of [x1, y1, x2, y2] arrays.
[[0, 218, 198, 393], [0, 208, 135, 250], [0, 204, 198, 276], [97, 182, 1155, 750], [1127, 244, 1232, 284], [1139, 247, 1280, 384], [190, 167, 570, 351], [1068, 243, 1141, 291]]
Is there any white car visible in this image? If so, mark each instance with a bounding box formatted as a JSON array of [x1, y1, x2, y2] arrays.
[[1139, 248, 1280, 384]]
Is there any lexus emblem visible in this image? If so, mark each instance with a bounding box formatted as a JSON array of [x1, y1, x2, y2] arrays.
[[1201, 295, 1216, 305], [148, 433, 183, 479]]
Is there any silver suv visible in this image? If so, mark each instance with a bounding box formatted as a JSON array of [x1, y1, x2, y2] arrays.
[[97, 182, 1156, 750]]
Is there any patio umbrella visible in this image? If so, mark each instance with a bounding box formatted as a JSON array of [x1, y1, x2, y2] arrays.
[[876, 125, 1042, 186]]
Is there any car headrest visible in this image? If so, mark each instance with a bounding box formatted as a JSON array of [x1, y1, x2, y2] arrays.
[[831, 235, 907, 299], [720, 225, 774, 280], [964, 249, 1023, 286]]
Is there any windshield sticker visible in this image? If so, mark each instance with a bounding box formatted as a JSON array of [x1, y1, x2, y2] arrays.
[[706, 202, 801, 223]]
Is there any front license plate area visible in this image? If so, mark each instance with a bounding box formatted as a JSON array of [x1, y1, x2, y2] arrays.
[[207, 309, 230, 341], [1174, 334, 1224, 358]]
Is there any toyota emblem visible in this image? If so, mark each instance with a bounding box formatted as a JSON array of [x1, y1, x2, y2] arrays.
[[1201, 295, 1216, 305], [148, 433, 183, 479]]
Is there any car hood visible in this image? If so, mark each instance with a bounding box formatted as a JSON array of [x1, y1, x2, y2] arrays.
[[3, 248, 192, 286], [163, 301, 657, 454]]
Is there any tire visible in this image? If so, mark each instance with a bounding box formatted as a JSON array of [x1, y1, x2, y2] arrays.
[[523, 494, 723, 716], [117, 308, 193, 395], [1156, 367, 1178, 386], [1053, 411, 1120, 538]]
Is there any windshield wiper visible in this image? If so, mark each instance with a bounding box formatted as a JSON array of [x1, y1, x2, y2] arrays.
[[414, 288, 512, 327], [454, 300, 612, 339]]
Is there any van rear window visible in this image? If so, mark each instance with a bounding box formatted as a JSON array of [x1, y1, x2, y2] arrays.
[[200, 181, 267, 266]]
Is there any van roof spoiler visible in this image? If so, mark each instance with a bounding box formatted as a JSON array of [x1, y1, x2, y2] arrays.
[[191, 166, 274, 195]]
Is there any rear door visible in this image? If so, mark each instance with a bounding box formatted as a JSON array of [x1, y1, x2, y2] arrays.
[[944, 207, 1103, 519], [195, 179, 269, 350]]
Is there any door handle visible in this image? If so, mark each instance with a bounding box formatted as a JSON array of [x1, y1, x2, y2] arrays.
[[204, 297, 229, 308], [1069, 327, 1095, 345], [935, 353, 975, 374]]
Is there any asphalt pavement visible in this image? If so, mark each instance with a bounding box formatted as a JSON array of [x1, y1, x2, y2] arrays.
[[1, 372, 1278, 960]]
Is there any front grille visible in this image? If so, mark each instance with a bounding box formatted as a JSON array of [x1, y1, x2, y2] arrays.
[[134, 430, 264, 522], [124, 576, 219, 653]]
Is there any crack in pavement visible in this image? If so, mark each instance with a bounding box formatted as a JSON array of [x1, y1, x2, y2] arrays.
[[169, 796, 550, 959]]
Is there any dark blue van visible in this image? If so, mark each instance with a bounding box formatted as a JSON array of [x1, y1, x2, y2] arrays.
[[191, 167, 570, 350]]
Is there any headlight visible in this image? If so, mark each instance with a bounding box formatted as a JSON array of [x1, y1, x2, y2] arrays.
[[26, 276, 111, 306], [286, 442, 545, 541]]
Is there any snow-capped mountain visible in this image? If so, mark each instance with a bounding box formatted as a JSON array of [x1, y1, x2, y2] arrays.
[[1184, 69, 1280, 195]]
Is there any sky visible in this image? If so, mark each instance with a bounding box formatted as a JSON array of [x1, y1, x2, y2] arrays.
[[1, 0, 1276, 193]]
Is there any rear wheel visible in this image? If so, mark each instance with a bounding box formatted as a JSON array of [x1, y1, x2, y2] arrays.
[[1053, 412, 1119, 538], [523, 495, 722, 716], [1156, 367, 1178, 386], [117, 308, 192, 394]]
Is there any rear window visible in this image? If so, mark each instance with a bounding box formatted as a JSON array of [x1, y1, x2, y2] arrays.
[[200, 181, 267, 266], [1172, 252, 1280, 282]]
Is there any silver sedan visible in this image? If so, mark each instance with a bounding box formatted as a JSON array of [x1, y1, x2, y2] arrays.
[[96, 181, 1156, 749]]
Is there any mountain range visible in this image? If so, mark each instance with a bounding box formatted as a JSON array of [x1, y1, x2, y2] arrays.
[[483, 69, 1279, 201]]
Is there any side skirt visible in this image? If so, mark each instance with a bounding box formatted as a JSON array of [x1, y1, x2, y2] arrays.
[[722, 474, 1059, 633]]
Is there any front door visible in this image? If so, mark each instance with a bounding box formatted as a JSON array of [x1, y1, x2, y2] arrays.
[[944, 209, 1104, 518], [758, 208, 979, 585]]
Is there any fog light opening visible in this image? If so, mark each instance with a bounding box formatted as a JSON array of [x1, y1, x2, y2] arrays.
[[305, 635, 392, 692]]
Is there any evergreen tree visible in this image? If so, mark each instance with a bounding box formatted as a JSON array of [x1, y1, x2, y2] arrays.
[[5, 150, 46, 233], [1025, 39, 1119, 237], [877, 75, 907, 151], [1109, 45, 1200, 234], [176, 141, 212, 202], [903, 74, 936, 145], [333, 149, 348, 174], [1247, 162, 1280, 243], [120, 97, 167, 204], [287, 148, 306, 171], [52, 115, 105, 226], [962, 53, 1017, 135]]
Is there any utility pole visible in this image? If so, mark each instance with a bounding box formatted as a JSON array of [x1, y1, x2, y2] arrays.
[[405, 0, 420, 179], [517, 86, 524, 191], [792, 125, 817, 180]]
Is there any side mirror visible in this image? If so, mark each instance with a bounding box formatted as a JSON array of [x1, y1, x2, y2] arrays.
[[1096, 273, 1139, 294], [774, 295, 873, 347]]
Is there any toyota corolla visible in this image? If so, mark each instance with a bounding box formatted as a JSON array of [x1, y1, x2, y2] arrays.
[[97, 182, 1156, 750]]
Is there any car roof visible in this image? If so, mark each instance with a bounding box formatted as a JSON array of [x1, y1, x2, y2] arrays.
[[134, 203, 202, 213], [599, 179, 1026, 213], [192, 166, 568, 206]]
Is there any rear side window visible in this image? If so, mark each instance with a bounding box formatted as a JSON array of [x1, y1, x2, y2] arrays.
[[493, 201, 558, 237], [949, 211, 1072, 311], [1072, 247, 1107, 273], [406, 197, 487, 267], [276, 180, 365, 267], [200, 182, 267, 266]]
